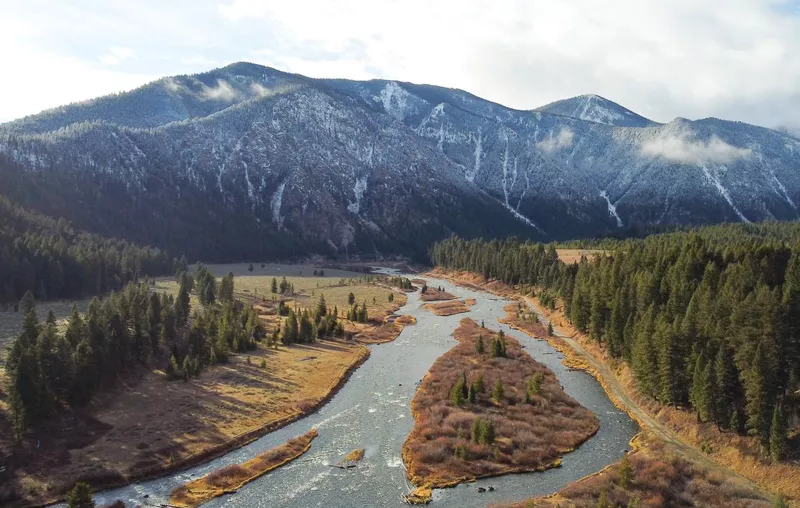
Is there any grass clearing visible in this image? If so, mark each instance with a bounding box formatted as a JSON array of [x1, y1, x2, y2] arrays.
[[556, 249, 608, 264], [169, 428, 318, 508]]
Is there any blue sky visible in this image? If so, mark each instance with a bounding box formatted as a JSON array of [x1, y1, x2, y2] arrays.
[[2, 0, 799, 130]]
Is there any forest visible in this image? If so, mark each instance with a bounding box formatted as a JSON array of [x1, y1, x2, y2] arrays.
[[0, 195, 173, 304], [3, 266, 270, 439], [432, 222, 800, 461]]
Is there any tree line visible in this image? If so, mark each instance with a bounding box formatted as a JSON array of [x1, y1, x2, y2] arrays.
[[432, 225, 800, 461], [5, 269, 264, 439], [0, 195, 173, 305]]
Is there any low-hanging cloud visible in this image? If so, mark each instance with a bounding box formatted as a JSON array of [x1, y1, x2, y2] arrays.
[[536, 127, 575, 154], [641, 131, 752, 164], [201, 79, 241, 102]]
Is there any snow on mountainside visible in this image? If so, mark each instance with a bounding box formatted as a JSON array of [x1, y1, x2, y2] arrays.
[[1, 62, 799, 260], [535, 94, 657, 127]]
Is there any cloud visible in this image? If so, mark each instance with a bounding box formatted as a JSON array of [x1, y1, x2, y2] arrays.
[[200, 79, 240, 101], [99, 46, 135, 66], [537, 128, 575, 153], [641, 131, 752, 164], [3, 0, 800, 130]]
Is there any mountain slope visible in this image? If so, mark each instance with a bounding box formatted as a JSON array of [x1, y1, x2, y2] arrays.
[[1, 63, 799, 261], [535, 94, 656, 127]]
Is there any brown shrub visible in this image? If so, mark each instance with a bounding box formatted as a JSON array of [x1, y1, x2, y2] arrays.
[[403, 318, 598, 487]]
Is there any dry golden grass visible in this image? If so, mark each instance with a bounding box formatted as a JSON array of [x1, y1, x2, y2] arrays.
[[555, 249, 608, 265], [170, 428, 318, 508], [501, 434, 771, 508], [353, 313, 416, 345], [0, 340, 367, 506], [419, 288, 456, 302], [423, 300, 471, 316], [402, 318, 599, 490], [498, 303, 548, 337], [345, 448, 365, 462]]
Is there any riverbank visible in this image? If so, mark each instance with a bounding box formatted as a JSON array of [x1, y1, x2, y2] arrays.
[[170, 428, 318, 507], [429, 268, 793, 504], [499, 433, 771, 508], [402, 318, 599, 502], [0, 339, 369, 508]]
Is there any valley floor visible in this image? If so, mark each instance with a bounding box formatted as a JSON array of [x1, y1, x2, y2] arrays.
[[429, 269, 797, 506], [0, 263, 413, 507]]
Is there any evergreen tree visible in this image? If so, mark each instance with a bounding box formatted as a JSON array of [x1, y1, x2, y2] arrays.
[[271, 277, 278, 294], [476, 334, 485, 354], [618, 453, 633, 489], [66, 482, 95, 508], [492, 380, 505, 403], [770, 403, 786, 461]]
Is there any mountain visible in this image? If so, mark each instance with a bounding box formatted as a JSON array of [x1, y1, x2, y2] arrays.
[[1, 62, 799, 261], [535, 94, 657, 127]]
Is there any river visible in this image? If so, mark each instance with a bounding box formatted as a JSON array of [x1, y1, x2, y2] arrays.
[[84, 273, 638, 508]]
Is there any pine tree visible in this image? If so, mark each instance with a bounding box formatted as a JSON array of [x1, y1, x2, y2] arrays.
[[476, 334, 485, 354], [66, 482, 95, 508], [248, 263, 254, 272], [348, 292, 355, 305], [618, 453, 633, 489], [316, 294, 327, 319], [271, 277, 278, 294], [770, 403, 786, 461], [492, 380, 505, 403]]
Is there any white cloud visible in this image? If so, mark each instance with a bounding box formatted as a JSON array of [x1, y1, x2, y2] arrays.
[[200, 79, 240, 101], [99, 46, 136, 66], [537, 128, 575, 153], [2, 0, 800, 131], [641, 131, 752, 163]]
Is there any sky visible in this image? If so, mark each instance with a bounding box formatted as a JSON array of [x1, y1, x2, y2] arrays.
[[2, 0, 800, 130]]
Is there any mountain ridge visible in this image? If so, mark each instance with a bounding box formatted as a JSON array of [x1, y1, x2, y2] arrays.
[[1, 62, 799, 261]]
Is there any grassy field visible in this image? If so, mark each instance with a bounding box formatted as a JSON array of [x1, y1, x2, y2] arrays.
[[0, 299, 92, 360], [156, 263, 402, 321], [170, 428, 318, 508], [402, 318, 599, 496], [0, 263, 414, 507]]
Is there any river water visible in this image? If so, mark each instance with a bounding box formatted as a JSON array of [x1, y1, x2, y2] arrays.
[[85, 274, 638, 508]]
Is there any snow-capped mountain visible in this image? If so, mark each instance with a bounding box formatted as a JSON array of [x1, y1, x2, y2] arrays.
[[1, 62, 798, 260], [535, 94, 656, 127]]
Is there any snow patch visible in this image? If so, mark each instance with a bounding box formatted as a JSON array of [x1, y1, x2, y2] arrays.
[[600, 190, 624, 227], [466, 129, 482, 182], [700, 165, 750, 222], [347, 176, 368, 214], [379, 82, 413, 121], [271, 181, 287, 228]]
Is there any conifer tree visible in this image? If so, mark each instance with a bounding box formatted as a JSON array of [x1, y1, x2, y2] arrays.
[[770, 403, 786, 461]]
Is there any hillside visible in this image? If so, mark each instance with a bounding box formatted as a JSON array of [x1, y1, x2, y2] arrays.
[[2, 62, 800, 260]]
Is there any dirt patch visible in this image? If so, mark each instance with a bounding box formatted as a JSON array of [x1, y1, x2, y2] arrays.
[[423, 300, 471, 317], [402, 318, 599, 492], [170, 428, 317, 507]]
